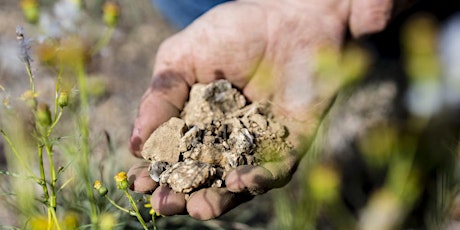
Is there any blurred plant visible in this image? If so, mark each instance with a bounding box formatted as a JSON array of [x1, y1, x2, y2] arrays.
[[271, 14, 460, 230], [0, 1, 153, 229], [314, 43, 370, 100], [271, 42, 371, 230], [90, 1, 120, 56], [1, 26, 66, 229]]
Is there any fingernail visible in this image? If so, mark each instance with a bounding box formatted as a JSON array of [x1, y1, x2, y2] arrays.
[[129, 183, 135, 191]]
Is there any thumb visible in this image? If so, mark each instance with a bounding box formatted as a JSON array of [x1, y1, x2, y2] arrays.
[[130, 34, 195, 157]]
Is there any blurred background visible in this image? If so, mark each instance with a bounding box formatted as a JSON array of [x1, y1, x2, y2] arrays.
[[1, 0, 460, 229]]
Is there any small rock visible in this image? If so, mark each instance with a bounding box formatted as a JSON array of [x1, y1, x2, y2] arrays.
[[141, 117, 187, 163], [178, 126, 201, 152], [160, 159, 216, 193], [148, 161, 170, 182]]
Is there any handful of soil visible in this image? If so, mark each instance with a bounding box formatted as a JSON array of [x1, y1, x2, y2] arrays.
[[141, 80, 292, 193]]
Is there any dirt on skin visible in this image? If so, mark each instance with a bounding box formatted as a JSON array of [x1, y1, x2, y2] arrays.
[[141, 80, 293, 193]]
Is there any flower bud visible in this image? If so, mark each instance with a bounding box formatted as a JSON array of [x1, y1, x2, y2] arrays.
[[103, 1, 120, 27], [94, 180, 109, 196], [36, 103, 52, 127], [114, 171, 128, 190], [58, 91, 69, 108], [20, 0, 40, 24]]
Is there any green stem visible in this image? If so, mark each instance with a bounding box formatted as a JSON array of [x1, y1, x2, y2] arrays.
[[47, 209, 52, 230], [124, 190, 148, 230], [24, 60, 34, 93], [0, 129, 36, 177], [104, 195, 131, 214], [76, 63, 98, 228], [53, 65, 63, 119], [44, 143, 57, 209], [38, 143, 58, 230], [48, 109, 63, 136], [50, 207, 62, 230], [37, 145, 50, 203], [91, 26, 115, 56]]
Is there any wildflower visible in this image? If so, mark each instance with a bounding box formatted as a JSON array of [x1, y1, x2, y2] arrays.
[[93, 180, 108, 196], [58, 91, 69, 108], [93, 180, 102, 189], [36, 103, 52, 127], [20, 0, 40, 24], [114, 171, 129, 190], [103, 1, 120, 27]]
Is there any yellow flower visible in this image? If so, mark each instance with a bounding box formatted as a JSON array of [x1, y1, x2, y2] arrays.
[[114, 171, 127, 182], [94, 180, 102, 190], [114, 171, 128, 190]]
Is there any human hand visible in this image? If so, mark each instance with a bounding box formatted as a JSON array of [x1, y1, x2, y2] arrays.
[[128, 0, 394, 220]]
